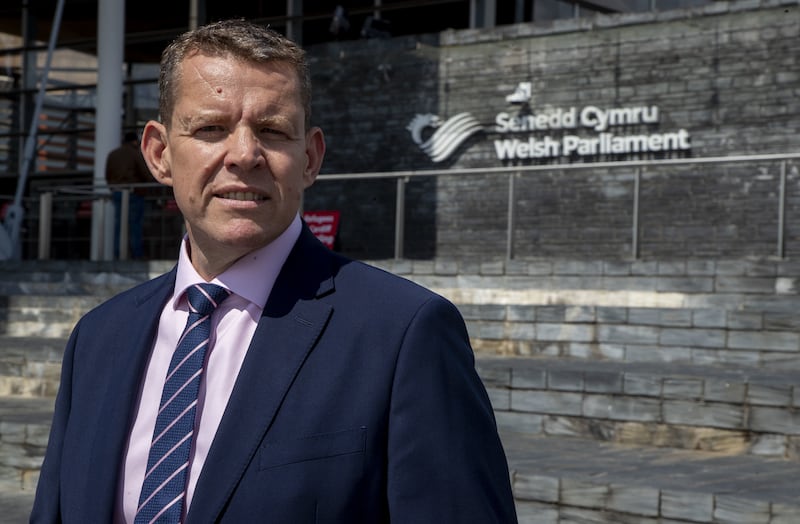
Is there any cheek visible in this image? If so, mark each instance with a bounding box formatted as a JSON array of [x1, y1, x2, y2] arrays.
[[171, 176, 201, 207], [170, 153, 219, 200], [174, 143, 221, 170], [275, 178, 304, 201], [269, 154, 310, 193]]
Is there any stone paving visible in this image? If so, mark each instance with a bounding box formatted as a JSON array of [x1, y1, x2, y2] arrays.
[[0, 490, 35, 523], [0, 397, 51, 521], [503, 431, 800, 523]]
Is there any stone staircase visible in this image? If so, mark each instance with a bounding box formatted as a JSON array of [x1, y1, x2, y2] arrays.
[[0, 260, 169, 521], [483, 358, 800, 522], [385, 258, 800, 523], [1, 258, 800, 523]]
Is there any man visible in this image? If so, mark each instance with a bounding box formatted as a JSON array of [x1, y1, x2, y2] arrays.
[[31, 20, 518, 523], [105, 131, 152, 259]]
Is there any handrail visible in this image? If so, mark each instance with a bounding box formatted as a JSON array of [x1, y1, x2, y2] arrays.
[[39, 182, 157, 196], [30, 152, 800, 261], [315, 152, 800, 180]]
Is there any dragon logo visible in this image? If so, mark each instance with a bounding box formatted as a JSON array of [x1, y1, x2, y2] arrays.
[[406, 112, 483, 163]]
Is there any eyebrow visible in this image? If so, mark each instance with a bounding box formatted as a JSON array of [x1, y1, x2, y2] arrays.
[[255, 114, 296, 131], [175, 111, 223, 130]]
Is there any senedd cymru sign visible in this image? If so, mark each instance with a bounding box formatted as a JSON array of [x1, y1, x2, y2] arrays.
[[407, 82, 691, 164]]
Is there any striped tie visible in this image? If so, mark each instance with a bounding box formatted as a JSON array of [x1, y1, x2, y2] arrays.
[[135, 283, 231, 524]]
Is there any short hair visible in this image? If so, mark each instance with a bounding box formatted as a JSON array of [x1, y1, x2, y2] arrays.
[[158, 19, 312, 130]]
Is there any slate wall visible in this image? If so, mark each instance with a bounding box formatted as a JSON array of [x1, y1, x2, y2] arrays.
[[303, 0, 800, 261]]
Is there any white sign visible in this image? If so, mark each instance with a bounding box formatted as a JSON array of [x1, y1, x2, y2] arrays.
[[407, 82, 691, 163]]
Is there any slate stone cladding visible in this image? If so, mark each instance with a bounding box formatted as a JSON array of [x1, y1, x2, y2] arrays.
[[303, 1, 800, 261]]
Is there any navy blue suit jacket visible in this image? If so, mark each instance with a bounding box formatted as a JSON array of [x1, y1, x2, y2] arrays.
[[31, 226, 517, 523]]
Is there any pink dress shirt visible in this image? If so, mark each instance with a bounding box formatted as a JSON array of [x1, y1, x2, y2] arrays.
[[115, 215, 302, 523]]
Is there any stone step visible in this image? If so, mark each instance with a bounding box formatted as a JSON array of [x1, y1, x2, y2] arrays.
[[0, 488, 36, 523], [7, 257, 799, 285], [465, 303, 800, 367], [378, 258, 800, 283], [481, 356, 800, 460], [0, 337, 66, 398], [0, 260, 172, 280], [503, 431, 800, 524], [5, 294, 800, 369], [0, 396, 53, 493], [3, 339, 798, 460], [0, 273, 138, 297], [408, 271, 800, 311], [0, 260, 170, 297], [0, 395, 52, 520], [2, 260, 800, 368], [3, 259, 800, 303], [3, 333, 800, 457], [0, 296, 109, 338]]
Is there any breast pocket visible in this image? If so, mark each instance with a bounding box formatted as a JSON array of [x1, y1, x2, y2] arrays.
[[259, 426, 367, 471]]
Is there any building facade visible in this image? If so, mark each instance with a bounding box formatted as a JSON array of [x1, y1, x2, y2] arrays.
[[1, 0, 798, 261], [305, 0, 800, 261]]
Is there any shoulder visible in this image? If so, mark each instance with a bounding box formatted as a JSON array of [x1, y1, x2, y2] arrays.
[[330, 258, 461, 324], [282, 228, 463, 321]]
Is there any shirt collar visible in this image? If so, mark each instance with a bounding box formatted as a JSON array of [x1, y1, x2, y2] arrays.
[[172, 214, 302, 309]]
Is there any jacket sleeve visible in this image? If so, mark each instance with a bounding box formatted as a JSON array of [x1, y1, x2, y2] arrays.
[[386, 295, 518, 523], [29, 325, 79, 524]]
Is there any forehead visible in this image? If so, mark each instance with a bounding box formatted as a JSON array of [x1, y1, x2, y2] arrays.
[[176, 53, 299, 90], [168, 54, 303, 121]]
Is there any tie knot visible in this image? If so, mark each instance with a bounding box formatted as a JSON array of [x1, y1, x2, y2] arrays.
[[186, 283, 231, 316]]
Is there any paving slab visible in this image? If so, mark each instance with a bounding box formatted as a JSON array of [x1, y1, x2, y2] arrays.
[[0, 489, 35, 523], [502, 431, 800, 522]]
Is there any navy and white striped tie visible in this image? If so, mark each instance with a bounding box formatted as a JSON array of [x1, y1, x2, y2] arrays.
[[135, 283, 231, 524]]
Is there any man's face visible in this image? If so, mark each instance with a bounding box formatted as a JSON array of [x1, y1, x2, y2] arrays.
[[143, 53, 325, 278]]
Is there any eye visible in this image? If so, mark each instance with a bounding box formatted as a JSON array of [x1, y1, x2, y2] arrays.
[[195, 125, 227, 138], [259, 126, 288, 138], [197, 124, 225, 133]]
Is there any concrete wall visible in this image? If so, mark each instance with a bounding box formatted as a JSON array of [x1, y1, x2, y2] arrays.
[[304, 0, 800, 261]]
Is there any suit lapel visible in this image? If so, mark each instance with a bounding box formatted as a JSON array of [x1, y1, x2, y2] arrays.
[[83, 271, 176, 521], [187, 228, 337, 523]]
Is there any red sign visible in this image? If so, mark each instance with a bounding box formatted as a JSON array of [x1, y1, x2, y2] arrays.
[[303, 210, 340, 249]]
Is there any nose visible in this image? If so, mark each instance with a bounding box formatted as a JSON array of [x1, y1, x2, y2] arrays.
[[224, 127, 266, 171]]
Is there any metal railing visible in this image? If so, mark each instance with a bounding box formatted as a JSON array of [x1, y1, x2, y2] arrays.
[[33, 182, 166, 261], [317, 152, 800, 260], [32, 152, 800, 261]]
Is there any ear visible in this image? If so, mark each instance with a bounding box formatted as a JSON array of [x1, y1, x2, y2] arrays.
[[302, 126, 326, 189], [141, 120, 173, 187]]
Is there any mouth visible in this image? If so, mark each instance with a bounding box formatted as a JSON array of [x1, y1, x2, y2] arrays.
[[217, 191, 268, 202]]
